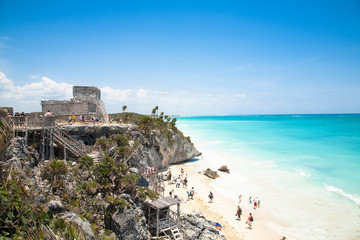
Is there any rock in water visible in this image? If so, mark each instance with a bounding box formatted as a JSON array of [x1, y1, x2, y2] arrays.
[[204, 168, 219, 179], [218, 165, 230, 173]]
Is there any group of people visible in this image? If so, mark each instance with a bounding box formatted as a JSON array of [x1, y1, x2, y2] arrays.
[[248, 196, 261, 210], [233, 194, 261, 230], [166, 168, 195, 201], [67, 114, 100, 124]]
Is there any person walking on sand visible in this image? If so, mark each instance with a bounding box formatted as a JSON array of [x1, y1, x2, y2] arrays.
[[258, 199, 260, 208], [176, 176, 181, 188], [209, 191, 213, 203], [235, 206, 242, 220], [190, 187, 194, 200], [249, 196, 252, 204], [254, 200, 257, 210], [187, 191, 190, 201], [246, 213, 254, 230], [238, 194, 242, 203]]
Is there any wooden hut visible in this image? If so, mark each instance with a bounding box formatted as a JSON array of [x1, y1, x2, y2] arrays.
[[146, 197, 183, 239]]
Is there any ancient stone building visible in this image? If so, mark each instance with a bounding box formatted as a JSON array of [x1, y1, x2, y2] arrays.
[[41, 86, 108, 121]]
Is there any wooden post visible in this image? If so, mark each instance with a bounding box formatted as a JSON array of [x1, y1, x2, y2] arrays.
[[64, 143, 67, 161], [23, 117, 28, 145], [41, 129, 45, 161], [25, 129, 28, 146], [156, 208, 159, 237], [177, 202, 180, 227], [50, 128, 54, 160], [148, 206, 151, 226]]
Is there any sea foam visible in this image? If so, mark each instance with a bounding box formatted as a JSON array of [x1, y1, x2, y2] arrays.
[[325, 184, 360, 206]]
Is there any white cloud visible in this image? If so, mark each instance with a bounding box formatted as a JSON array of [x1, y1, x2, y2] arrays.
[[0, 71, 72, 112], [0, 71, 248, 115], [235, 94, 246, 98], [136, 89, 147, 98], [29, 74, 40, 79]]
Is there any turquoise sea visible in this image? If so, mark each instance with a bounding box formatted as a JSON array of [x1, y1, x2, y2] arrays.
[[177, 114, 360, 239]]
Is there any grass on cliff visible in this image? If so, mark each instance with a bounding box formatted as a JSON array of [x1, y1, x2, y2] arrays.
[[109, 112, 192, 144]]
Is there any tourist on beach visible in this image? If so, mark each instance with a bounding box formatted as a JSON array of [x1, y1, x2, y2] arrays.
[[187, 191, 190, 201], [181, 168, 184, 177], [190, 187, 194, 200], [216, 222, 222, 231], [169, 189, 174, 198], [258, 199, 260, 208], [183, 176, 187, 188], [254, 200, 257, 209], [235, 206, 242, 220], [72, 114, 75, 123], [183, 174, 188, 187], [249, 196, 252, 204], [238, 194, 242, 203], [68, 115, 72, 124], [209, 191, 213, 203], [176, 176, 181, 188], [246, 213, 254, 230], [167, 172, 172, 182]]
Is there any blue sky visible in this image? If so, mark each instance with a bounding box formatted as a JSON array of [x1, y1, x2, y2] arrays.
[[0, 0, 359, 115]]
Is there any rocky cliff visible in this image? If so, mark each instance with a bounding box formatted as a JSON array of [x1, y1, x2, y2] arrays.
[[61, 123, 201, 169]]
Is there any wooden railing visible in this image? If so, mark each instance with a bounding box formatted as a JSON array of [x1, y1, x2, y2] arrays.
[[149, 209, 178, 230], [53, 123, 88, 157], [12, 116, 56, 129]]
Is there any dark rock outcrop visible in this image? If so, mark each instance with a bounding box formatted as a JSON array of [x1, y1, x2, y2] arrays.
[[105, 194, 150, 240], [180, 211, 226, 240], [218, 165, 230, 173], [2, 137, 39, 170], [204, 168, 219, 179], [48, 200, 65, 214]]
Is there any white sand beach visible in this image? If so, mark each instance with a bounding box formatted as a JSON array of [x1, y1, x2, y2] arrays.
[[163, 160, 283, 240]]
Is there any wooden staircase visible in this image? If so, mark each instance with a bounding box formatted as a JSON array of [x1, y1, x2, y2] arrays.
[[53, 123, 87, 157], [170, 227, 183, 240], [159, 226, 183, 240]]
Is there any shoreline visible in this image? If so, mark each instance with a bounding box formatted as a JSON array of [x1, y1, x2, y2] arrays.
[[164, 159, 282, 240], [174, 120, 360, 240]]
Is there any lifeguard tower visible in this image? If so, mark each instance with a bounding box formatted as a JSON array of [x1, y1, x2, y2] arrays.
[[146, 197, 183, 240]]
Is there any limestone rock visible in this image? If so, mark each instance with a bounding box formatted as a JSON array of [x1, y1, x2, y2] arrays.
[[204, 168, 219, 179], [218, 165, 230, 173], [48, 200, 65, 214], [180, 211, 226, 240], [61, 124, 201, 170], [60, 212, 95, 240], [106, 194, 150, 240], [129, 167, 140, 174]]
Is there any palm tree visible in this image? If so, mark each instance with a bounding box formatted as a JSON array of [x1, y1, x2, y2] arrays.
[[155, 106, 159, 117], [122, 105, 127, 112]]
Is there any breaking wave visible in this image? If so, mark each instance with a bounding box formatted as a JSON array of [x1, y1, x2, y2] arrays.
[[325, 184, 360, 206]]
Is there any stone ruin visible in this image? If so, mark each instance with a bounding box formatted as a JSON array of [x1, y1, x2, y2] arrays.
[[41, 86, 108, 122]]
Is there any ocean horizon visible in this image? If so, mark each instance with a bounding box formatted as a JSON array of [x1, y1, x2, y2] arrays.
[[177, 114, 360, 239]]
